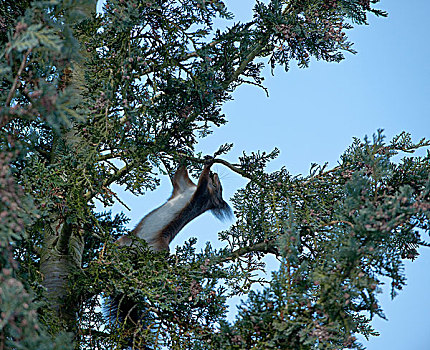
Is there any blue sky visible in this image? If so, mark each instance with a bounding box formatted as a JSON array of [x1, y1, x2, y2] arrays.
[[99, 1, 430, 348]]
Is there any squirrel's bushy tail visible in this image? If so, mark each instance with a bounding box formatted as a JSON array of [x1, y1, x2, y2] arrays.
[[104, 294, 152, 350]]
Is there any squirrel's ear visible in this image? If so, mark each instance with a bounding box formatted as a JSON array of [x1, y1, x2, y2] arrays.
[[170, 166, 196, 197]]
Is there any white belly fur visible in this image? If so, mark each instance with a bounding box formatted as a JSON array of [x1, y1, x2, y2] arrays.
[[135, 186, 197, 244]]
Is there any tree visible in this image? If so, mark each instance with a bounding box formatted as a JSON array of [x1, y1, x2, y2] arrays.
[[1, 0, 429, 349]]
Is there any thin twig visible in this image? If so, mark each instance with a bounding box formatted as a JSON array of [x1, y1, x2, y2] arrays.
[[214, 240, 280, 265], [175, 152, 254, 180], [212, 158, 253, 180], [1, 49, 32, 129], [302, 165, 341, 185], [5, 48, 31, 107], [108, 187, 131, 211]]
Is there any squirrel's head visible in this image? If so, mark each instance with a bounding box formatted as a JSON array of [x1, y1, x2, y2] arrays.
[[207, 171, 233, 221]]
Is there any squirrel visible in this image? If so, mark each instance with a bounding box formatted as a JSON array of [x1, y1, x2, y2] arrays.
[[116, 158, 232, 251], [106, 159, 232, 348]]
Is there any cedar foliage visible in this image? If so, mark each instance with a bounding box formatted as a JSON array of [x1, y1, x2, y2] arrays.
[[1, 0, 429, 349]]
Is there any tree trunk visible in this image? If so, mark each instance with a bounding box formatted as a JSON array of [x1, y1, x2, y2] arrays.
[[40, 222, 84, 332], [38, 0, 97, 332]]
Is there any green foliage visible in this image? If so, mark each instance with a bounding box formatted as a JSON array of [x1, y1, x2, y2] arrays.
[[0, 267, 73, 350], [0, 143, 73, 348], [1, 0, 429, 349], [79, 238, 229, 348], [213, 130, 430, 349]]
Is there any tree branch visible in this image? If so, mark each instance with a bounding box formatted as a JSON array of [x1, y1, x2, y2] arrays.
[[302, 165, 341, 185], [214, 239, 279, 265], [84, 160, 136, 201], [175, 152, 256, 181], [221, 37, 268, 90], [5, 48, 31, 107], [56, 222, 73, 254], [97, 151, 126, 162], [212, 158, 253, 180], [1, 49, 32, 129]]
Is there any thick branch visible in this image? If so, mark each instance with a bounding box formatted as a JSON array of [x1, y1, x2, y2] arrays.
[[84, 160, 136, 201], [57, 222, 73, 254], [221, 40, 267, 90]]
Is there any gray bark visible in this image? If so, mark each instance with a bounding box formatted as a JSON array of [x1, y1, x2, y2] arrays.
[[40, 221, 84, 330]]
